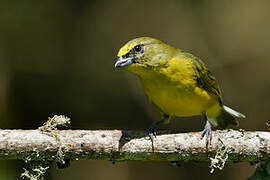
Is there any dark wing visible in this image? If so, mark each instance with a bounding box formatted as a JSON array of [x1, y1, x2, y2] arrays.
[[183, 52, 222, 103]]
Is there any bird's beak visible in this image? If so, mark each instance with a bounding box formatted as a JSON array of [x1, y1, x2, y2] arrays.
[[115, 56, 133, 68]]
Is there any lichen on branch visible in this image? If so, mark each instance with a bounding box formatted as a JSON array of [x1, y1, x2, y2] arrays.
[[0, 129, 270, 163], [20, 115, 71, 180]]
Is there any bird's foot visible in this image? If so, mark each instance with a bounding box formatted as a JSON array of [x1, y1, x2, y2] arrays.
[[201, 121, 212, 149], [147, 124, 157, 143]]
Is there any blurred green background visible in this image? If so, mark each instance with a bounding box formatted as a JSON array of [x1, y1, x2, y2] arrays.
[[0, 0, 269, 179]]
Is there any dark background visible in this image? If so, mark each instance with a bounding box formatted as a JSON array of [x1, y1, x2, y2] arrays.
[[0, 0, 269, 179]]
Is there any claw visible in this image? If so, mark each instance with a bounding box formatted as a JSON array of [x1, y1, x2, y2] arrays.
[[147, 124, 157, 151], [201, 120, 212, 149], [147, 115, 170, 150], [148, 124, 157, 141]]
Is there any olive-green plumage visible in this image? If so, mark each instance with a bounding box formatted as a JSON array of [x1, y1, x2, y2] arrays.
[[115, 37, 245, 143]]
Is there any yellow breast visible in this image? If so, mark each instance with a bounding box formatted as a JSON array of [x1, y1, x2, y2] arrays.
[[140, 76, 217, 117], [131, 57, 219, 117]]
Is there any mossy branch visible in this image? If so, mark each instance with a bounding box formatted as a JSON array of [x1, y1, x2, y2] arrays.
[[0, 129, 270, 163]]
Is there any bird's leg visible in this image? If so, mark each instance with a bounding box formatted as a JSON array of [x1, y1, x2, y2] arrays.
[[201, 113, 212, 149], [148, 113, 171, 140]]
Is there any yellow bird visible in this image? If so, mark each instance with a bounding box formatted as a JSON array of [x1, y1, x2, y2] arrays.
[[115, 37, 245, 145]]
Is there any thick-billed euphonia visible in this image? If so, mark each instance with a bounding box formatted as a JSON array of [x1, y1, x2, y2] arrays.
[[115, 37, 245, 146]]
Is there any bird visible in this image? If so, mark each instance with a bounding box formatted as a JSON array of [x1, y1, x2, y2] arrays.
[[114, 37, 245, 146]]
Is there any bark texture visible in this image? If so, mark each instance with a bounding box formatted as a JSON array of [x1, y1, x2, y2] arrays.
[[0, 129, 269, 162]]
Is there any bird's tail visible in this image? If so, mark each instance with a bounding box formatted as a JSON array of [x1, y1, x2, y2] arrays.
[[215, 105, 246, 129]]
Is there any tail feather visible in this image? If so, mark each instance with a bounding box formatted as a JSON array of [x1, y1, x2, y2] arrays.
[[214, 105, 245, 129], [223, 105, 246, 118]]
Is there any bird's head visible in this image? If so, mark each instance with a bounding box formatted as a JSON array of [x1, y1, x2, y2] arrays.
[[115, 37, 178, 73]]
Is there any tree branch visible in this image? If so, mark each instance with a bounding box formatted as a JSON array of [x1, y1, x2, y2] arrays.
[[0, 129, 270, 162]]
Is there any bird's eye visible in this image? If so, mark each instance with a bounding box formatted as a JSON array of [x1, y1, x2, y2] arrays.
[[134, 44, 143, 53]]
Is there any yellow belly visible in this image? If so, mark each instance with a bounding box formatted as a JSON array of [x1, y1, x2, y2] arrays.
[[140, 76, 218, 117], [126, 57, 221, 117]]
